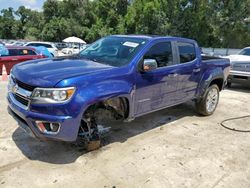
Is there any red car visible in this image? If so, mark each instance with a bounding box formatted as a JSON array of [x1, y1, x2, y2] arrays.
[[0, 46, 46, 74]]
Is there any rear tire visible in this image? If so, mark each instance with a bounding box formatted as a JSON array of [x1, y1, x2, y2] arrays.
[[196, 84, 220, 116]]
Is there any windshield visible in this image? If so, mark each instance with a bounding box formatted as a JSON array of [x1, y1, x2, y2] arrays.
[[80, 36, 148, 67], [238, 48, 250, 56]]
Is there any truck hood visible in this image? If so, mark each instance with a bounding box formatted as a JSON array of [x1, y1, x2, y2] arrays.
[[225, 55, 250, 62], [12, 57, 114, 87]]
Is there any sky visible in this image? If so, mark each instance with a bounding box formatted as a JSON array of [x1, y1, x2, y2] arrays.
[[0, 0, 46, 11]]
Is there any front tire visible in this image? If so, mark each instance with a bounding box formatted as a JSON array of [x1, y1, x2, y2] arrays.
[[196, 84, 220, 116]]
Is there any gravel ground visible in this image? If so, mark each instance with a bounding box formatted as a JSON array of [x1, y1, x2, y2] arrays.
[[0, 80, 249, 188]]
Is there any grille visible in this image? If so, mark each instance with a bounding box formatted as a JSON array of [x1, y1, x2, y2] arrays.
[[232, 63, 250, 72], [233, 75, 248, 80], [14, 93, 29, 106], [15, 79, 36, 91]]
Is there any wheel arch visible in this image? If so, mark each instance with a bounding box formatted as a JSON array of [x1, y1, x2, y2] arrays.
[[209, 78, 224, 91], [197, 67, 225, 98], [83, 95, 131, 120]]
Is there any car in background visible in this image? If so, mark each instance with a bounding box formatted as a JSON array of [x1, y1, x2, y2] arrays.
[[238, 47, 250, 56], [225, 47, 250, 87], [55, 42, 68, 50], [62, 44, 88, 55], [61, 46, 80, 55], [24, 42, 58, 57], [224, 47, 250, 61], [0, 46, 46, 74], [4, 40, 26, 46]]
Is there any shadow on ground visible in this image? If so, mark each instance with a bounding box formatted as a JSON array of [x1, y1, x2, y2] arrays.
[[12, 102, 197, 164], [226, 83, 250, 93]]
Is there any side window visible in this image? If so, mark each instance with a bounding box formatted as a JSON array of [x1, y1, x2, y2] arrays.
[[18, 49, 37, 55], [144, 42, 173, 68], [8, 49, 18, 56], [28, 50, 37, 55], [177, 42, 196, 63]]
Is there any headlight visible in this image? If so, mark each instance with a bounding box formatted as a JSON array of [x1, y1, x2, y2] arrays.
[[32, 87, 75, 103]]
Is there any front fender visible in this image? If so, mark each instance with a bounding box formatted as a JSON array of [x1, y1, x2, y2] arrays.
[[76, 79, 134, 117]]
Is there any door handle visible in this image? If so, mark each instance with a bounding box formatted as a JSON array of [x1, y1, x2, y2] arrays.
[[193, 68, 201, 73], [168, 73, 178, 78], [12, 58, 18, 61]]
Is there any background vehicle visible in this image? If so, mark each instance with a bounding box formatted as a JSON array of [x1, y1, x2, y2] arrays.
[[7, 41, 26, 46], [224, 47, 250, 61], [0, 46, 45, 74], [224, 47, 250, 87], [8, 35, 230, 149], [238, 47, 250, 56], [25, 41, 58, 57], [55, 42, 68, 50], [227, 59, 250, 87], [61, 45, 87, 55]]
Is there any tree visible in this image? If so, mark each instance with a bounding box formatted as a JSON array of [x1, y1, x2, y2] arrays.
[[0, 8, 17, 39], [0, 0, 249, 47]]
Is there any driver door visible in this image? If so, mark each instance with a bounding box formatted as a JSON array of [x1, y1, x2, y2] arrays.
[[134, 41, 179, 116]]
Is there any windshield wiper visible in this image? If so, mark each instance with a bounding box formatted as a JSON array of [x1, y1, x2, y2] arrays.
[[79, 55, 111, 66], [79, 55, 97, 62], [88, 57, 99, 62]]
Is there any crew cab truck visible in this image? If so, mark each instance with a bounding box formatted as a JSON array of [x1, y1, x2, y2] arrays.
[[7, 35, 230, 149]]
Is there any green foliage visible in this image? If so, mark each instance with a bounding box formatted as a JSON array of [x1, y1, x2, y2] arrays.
[[0, 0, 249, 48]]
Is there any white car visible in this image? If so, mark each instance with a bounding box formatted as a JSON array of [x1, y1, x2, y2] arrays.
[[62, 45, 87, 55], [224, 47, 250, 62], [25, 42, 59, 57], [224, 47, 250, 87], [62, 46, 80, 55]]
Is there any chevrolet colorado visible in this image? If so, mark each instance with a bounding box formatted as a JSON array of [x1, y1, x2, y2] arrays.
[[7, 35, 230, 148]]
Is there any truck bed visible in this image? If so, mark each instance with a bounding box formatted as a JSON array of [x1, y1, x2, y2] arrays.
[[201, 55, 224, 61]]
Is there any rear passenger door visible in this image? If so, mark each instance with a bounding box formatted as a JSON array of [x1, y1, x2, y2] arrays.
[[173, 41, 201, 102]]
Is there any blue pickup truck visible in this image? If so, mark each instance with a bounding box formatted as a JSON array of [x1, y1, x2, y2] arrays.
[[7, 35, 230, 148]]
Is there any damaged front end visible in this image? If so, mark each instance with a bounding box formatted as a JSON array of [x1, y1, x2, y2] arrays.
[[77, 97, 129, 151]]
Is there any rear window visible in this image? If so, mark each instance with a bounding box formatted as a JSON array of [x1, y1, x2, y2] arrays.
[[177, 42, 196, 63]]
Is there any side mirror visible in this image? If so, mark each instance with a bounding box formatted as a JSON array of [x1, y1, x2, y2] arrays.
[[142, 59, 158, 72]]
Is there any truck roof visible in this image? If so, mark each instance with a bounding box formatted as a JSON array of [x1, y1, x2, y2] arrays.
[[6, 45, 36, 51], [111, 34, 196, 43]]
